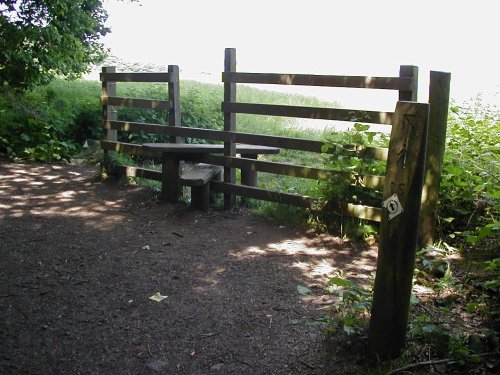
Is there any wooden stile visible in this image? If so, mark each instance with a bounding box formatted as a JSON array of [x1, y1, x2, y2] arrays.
[[99, 49, 451, 361]]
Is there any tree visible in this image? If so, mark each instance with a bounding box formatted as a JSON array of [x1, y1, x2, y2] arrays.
[[0, 0, 109, 90]]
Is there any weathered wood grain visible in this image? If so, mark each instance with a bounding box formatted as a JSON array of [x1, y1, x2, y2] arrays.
[[223, 72, 414, 91], [221, 102, 394, 125], [368, 101, 430, 359]]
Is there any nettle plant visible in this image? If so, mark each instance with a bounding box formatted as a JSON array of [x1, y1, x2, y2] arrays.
[[317, 123, 388, 235], [439, 100, 499, 254], [324, 270, 373, 335]]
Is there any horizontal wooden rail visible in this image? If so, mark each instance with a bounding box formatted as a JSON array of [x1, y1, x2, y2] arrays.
[[100, 96, 172, 110], [221, 102, 394, 125], [345, 204, 382, 222], [223, 72, 415, 91], [100, 140, 159, 156], [211, 181, 315, 207], [113, 165, 162, 181], [100, 72, 172, 83], [183, 154, 385, 189], [100, 140, 385, 189], [211, 181, 382, 221], [103, 121, 389, 161]]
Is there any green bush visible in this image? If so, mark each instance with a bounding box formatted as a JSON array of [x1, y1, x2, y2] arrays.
[[438, 99, 499, 253], [0, 87, 77, 161]]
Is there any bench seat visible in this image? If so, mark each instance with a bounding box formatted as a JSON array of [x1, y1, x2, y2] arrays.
[[180, 163, 223, 210]]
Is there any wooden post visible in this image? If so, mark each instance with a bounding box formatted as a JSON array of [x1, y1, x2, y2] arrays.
[[399, 65, 418, 101], [168, 65, 181, 144], [101, 66, 117, 142], [101, 66, 117, 174], [368, 101, 430, 359], [162, 153, 181, 203], [419, 71, 451, 247], [223, 48, 237, 208]]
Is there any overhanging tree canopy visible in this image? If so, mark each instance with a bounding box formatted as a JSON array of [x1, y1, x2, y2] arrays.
[[0, 0, 109, 90]]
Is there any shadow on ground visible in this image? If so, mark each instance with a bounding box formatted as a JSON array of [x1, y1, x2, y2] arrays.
[[0, 161, 377, 375]]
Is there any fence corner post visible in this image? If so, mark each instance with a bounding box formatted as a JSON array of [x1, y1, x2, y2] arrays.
[[368, 101, 430, 359], [418, 71, 451, 247]]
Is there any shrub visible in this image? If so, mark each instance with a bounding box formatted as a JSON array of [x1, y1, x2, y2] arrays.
[[438, 99, 499, 253]]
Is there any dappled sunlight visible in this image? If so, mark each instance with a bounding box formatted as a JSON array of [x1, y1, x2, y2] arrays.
[[230, 232, 378, 293], [0, 163, 132, 233]]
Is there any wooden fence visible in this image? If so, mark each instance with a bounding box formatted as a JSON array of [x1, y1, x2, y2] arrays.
[[100, 48, 450, 358]]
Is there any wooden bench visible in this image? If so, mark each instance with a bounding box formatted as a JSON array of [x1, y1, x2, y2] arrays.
[[142, 143, 280, 210]]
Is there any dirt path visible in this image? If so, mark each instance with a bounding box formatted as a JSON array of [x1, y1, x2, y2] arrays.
[[0, 161, 377, 374]]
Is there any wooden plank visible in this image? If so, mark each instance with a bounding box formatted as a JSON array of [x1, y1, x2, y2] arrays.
[[222, 102, 394, 125], [113, 165, 162, 181], [100, 140, 160, 157], [100, 96, 172, 110], [223, 72, 415, 91], [183, 154, 385, 188], [99, 72, 172, 83], [211, 181, 316, 207], [179, 164, 223, 186], [419, 70, 451, 246], [368, 101, 430, 359], [345, 204, 382, 222], [142, 143, 279, 155], [104, 120, 389, 161]]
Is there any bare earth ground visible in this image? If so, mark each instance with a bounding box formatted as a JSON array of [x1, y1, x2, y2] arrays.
[[0, 161, 378, 375]]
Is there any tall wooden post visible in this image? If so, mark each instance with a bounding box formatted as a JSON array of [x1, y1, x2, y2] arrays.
[[399, 65, 418, 101], [223, 48, 237, 208], [168, 65, 181, 144], [101, 66, 117, 142], [368, 101, 430, 359], [419, 71, 451, 247], [101, 66, 117, 174]]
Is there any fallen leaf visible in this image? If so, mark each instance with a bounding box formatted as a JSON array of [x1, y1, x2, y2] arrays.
[[149, 292, 168, 302], [297, 285, 312, 295]]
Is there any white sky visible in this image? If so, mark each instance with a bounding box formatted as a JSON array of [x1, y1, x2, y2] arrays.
[[101, 0, 499, 109]]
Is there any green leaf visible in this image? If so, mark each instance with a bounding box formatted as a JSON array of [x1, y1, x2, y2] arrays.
[[296, 285, 312, 295], [422, 324, 436, 333], [327, 277, 354, 288], [353, 123, 370, 132]]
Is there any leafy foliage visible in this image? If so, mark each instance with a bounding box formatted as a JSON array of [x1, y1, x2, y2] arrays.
[[0, 87, 78, 161], [438, 100, 500, 253], [0, 0, 109, 90], [324, 270, 372, 335], [314, 124, 388, 235]]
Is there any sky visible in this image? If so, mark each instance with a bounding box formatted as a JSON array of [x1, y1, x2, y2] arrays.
[[100, 0, 499, 110]]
